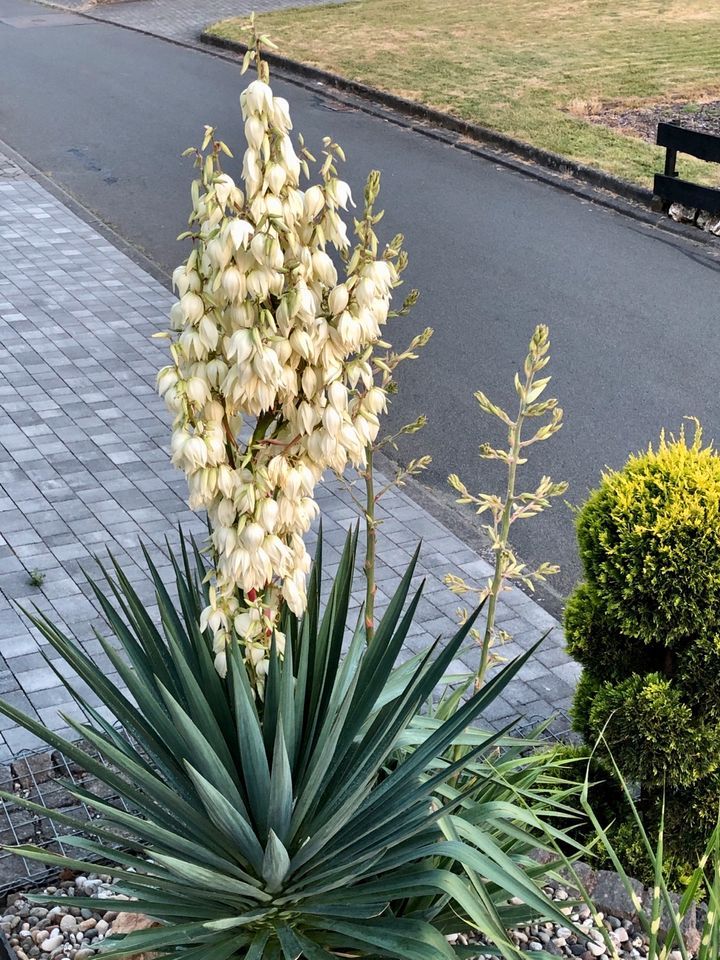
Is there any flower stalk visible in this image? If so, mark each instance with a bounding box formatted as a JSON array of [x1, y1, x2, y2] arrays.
[[363, 444, 378, 644], [446, 324, 567, 689], [158, 23, 408, 685]]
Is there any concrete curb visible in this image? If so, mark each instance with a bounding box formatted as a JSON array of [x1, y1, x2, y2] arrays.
[[202, 31, 650, 203], [21, 0, 720, 255], [200, 29, 720, 256]]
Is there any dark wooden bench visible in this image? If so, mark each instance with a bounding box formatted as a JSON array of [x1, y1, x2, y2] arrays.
[[653, 122, 720, 214]]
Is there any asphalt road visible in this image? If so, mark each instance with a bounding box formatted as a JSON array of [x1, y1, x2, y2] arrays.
[[2, 0, 720, 611]]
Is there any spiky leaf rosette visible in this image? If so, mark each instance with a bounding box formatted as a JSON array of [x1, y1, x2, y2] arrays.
[[4, 533, 574, 960]]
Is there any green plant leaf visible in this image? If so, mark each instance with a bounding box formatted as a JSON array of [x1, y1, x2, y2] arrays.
[[262, 829, 291, 893]]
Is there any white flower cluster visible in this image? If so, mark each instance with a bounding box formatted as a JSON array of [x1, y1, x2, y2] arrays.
[[158, 59, 402, 679]]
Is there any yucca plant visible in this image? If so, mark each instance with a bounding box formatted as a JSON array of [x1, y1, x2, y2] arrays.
[[1, 531, 577, 960]]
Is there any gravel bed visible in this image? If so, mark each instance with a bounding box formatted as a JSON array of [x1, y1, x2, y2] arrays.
[[0, 874, 119, 960], [0, 876, 674, 960], [458, 884, 656, 959]]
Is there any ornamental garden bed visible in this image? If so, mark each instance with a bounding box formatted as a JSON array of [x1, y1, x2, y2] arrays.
[[0, 744, 703, 959]]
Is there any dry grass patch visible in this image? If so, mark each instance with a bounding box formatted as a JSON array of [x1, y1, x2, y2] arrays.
[[208, 0, 720, 186]]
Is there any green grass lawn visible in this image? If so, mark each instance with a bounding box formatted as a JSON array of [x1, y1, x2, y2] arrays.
[[208, 0, 720, 187]]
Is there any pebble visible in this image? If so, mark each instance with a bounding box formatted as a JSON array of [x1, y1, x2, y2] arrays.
[[0, 873, 661, 960], [0, 874, 116, 960], [40, 935, 63, 953], [468, 882, 654, 959]]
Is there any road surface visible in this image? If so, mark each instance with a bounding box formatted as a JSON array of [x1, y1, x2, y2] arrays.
[[1, 0, 719, 609]]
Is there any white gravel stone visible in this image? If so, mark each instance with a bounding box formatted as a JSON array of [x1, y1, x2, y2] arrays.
[[41, 934, 63, 952]]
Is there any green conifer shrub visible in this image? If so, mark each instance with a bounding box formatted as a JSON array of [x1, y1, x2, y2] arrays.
[[566, 423, 720, 870]]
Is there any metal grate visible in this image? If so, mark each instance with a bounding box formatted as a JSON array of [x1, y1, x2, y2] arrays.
[[0, 741, 129, 897]]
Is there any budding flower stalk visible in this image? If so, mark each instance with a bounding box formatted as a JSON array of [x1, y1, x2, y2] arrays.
[[445, 324, 567, 689]]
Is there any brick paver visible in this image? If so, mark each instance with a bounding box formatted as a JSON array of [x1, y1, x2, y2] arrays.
[[0, 152, 578, 762], [45, 0, 335, 43]]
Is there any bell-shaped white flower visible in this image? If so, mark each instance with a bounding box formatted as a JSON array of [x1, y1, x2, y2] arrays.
[[185, 376, 210, 407], [304, 185, 325, 221], [245, 79, 274, 115], [180, 292, 204, 324], [244, 115, 265, 150], [227, 219, 254, 250], [215, 173, 235, 207]]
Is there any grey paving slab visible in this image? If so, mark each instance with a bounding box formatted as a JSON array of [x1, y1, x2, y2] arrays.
[[0, 151, 576, 763], [44, 0, 336, 42]]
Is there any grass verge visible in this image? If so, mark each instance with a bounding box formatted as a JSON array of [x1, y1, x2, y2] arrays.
[[208, 0, 720, 187]]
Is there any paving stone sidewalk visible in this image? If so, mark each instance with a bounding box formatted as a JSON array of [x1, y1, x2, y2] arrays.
[[47, 0, 332, 42], [0, 151, 579, 763]]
